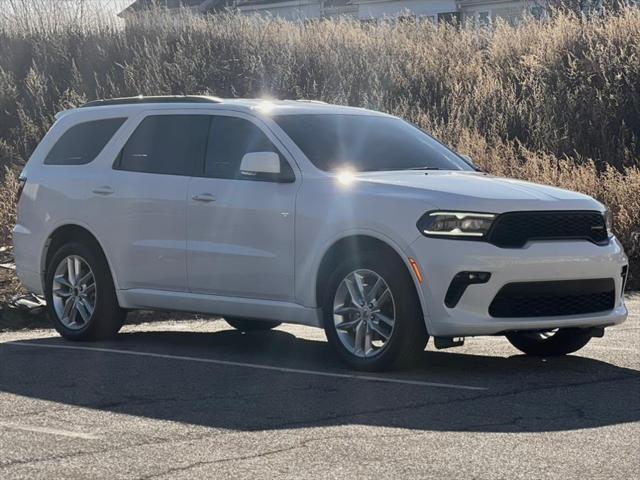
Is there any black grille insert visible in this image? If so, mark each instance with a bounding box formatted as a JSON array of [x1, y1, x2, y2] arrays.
[[487, 211, 608, 248], [489, 278, 615, 318]]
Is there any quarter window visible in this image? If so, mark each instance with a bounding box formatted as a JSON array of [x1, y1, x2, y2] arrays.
[[118, 115, 210, 176], [45, 118, 125, 165], [204, 116, 294, 181]]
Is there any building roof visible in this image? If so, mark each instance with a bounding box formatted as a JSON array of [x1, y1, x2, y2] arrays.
[[120, 1, 209, 16], [120, 0, 319, 16]]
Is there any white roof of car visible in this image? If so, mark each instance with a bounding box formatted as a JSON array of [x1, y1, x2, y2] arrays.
[[56, 96, 388, 120]]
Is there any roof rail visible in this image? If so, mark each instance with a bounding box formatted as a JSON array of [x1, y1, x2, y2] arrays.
[[80, 95, 223, 108]]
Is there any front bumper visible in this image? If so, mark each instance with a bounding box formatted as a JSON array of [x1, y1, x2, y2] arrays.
[[408, 236, 628, 337]]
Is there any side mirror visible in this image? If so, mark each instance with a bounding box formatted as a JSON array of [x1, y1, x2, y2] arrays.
[[240, 151, 281, 175]]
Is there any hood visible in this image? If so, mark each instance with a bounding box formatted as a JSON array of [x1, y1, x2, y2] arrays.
[[355, 170, 603, 213]]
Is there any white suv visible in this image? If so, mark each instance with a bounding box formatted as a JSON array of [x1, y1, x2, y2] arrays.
[[14, 96, 629, 370]]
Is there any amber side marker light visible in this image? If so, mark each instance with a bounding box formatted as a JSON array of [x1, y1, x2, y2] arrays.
[[408, 257, 424, 284]]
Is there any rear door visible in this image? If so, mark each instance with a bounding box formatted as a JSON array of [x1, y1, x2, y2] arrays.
[[186, 113, 299, 301], [95, 112, 210, 292]]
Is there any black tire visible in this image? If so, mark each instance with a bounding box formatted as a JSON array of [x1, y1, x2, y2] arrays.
[[225, 318, 282, 332], [44, 241, 126, 341], [506, 328, 592, 356], [322, 251, 428, 371]]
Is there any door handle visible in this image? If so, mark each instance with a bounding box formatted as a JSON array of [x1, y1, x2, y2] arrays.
[[192, 193, 216, 203], [92, 186, 114, 196]]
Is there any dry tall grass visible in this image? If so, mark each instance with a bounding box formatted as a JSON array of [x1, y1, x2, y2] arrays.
[[0, 7, 638, 286], [0, 167, 18, 244]]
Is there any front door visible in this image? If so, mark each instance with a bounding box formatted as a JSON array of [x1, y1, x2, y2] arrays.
[[187, 114, 298, 301]]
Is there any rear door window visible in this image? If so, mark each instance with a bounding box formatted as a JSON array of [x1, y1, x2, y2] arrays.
[[45, 118, 126, 165], [118, 115, 210, 176]]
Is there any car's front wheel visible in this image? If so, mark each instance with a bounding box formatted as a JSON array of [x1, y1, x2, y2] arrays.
[[506, 328, 592, 356], [323, 252, 428, 371], [45, 242, 126, 341]]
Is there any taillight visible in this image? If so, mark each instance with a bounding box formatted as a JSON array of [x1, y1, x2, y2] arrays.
[[17, 176, 26, 206]]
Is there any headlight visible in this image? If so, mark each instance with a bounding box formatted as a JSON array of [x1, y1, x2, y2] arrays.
[[604, 208, 614, 237], [417, 211, 496, 238]]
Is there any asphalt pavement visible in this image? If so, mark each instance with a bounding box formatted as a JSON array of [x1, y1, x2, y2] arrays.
[[0, 296, 638, 479]]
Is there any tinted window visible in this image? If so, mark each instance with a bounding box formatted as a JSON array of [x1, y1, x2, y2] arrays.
[[205, 116, 294, 181], [45, 118, 125, 165], [273, 114, 473, 172], [119, 115, 209, 176]]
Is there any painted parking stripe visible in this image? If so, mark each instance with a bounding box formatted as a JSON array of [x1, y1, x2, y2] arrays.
[[0, 422, 100, 440], [7, 342, 486, 391]]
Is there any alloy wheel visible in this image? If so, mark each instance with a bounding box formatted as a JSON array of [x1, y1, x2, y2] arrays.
[[51, 255, 97, 330], [333, 269, 396, 358]]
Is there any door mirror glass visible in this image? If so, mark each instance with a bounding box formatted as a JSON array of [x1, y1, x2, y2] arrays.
[[240, 151, 281, 176]]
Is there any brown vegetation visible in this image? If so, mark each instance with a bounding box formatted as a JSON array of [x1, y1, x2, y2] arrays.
[[0, 7, 638, 287]]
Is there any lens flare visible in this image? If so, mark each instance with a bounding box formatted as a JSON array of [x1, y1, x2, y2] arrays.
[[336, 168, 356, 186], [255, 100, 276, 114]]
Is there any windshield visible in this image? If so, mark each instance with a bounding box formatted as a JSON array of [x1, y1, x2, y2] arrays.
[[273, 114, 473, 172]]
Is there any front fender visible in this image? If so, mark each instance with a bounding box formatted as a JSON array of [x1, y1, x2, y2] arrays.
[[295, 227, 434, 333]]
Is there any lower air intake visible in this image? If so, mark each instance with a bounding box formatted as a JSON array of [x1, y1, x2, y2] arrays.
[[489, 278, 615, 318]]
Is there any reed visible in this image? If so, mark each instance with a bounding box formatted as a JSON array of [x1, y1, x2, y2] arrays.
[[0, 5, 637, 286]]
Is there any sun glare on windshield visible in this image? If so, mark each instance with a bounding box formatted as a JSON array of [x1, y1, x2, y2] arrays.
[[273, 114, 472, 173]]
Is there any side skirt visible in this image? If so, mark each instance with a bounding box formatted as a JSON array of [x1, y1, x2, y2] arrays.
[[117, 289, 323, 327]]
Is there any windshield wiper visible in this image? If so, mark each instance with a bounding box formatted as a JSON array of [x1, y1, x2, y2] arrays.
[[406, 166, 444, 171], [360, 166, 448, 172]]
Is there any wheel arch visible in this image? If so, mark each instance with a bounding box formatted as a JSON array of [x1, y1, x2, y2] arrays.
[[314, 233, 428, 329], [41, 223, 119, 291]]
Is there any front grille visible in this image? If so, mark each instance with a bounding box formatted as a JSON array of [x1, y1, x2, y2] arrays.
[[489, 278, 615, 318], [487, 211, 608, 248]]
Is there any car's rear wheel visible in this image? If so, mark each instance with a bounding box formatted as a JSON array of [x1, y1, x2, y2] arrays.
[[225, 318, 282, 332], [506, 328, 592, 356], [45, 242, 125, 340], [323, 252, 428, 371]]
